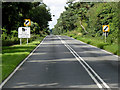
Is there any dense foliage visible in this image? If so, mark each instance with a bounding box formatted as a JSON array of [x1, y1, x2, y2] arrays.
[[53, 1, 119, 44], [2, 2, 51, 46]]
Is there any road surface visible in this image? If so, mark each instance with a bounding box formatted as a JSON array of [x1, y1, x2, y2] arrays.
[[2, 35, 119, 90]]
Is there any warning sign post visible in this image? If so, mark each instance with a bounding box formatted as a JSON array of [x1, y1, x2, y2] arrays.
[[102, 25, 110, 43], [18, 27, 30, 45]]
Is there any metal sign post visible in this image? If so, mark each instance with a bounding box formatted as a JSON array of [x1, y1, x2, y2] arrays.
[[27, 38, 28, 45], [105, 32, 106, 43], [20, 38, 22, 45], [18, 19, 31, 45]]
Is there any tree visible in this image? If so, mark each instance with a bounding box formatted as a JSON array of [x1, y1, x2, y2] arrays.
[[29, 4, 51, 31], [2, 2, 33, 34], [2, 2, 51, 35]]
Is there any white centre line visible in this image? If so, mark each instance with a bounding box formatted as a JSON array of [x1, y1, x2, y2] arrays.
[[57, 35, 111, 90]]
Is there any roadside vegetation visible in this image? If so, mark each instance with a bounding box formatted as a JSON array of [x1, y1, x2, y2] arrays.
[[2, 36, 44, 81], [53, 1, 119, 55], [1, 2, 51, 81], [2, 2, 51, 46], [64, 31, 118, 55]]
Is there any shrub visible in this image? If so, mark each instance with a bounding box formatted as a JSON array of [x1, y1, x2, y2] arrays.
[[74, 36, 77, 39], [87, 40, 91, 44], [70, 35, 73, 37], [2, 34, 41, 46], [97, 43, 105, 49], [113, 50, 118, 55]]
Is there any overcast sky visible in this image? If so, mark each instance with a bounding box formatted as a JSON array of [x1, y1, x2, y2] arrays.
[[43, 0, 67, 29]]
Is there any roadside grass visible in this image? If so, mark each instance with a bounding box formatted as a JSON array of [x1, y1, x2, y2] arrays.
[[63, 31, 119, 56], [104, 44, 118, 55], [2, 37, 44, 81]]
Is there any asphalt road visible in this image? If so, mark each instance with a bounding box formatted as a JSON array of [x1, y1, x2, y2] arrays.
[[2, 35, 119, 90]]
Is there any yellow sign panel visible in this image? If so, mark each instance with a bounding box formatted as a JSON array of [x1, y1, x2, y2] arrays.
[[102, 25, 110, 32], [24, 19, 31, 26]]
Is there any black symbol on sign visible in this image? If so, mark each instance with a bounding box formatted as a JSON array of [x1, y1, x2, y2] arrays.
[[104, 26, 108, 31], [22, 28, 26, 32], [25, 21, 29, 25]]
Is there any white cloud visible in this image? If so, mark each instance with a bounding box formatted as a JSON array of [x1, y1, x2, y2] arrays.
[[43, 0, 67, 29]]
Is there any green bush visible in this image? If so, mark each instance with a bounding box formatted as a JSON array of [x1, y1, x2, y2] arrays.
[[113, 50, 118, 55], [2, 34, 41, 46], [74, 37, 77, 39], [97, 43, 103, 49], [69, 35, 73, 37], [87, 40, 91, 44], [97, 43, 106, 49]]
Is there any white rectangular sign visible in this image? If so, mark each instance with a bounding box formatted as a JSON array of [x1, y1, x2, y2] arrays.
[[18, 27, 30, 38]]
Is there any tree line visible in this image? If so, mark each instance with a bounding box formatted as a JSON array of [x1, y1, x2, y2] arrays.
[[2, 2, 52, 46], [53, 1, 119, 44]]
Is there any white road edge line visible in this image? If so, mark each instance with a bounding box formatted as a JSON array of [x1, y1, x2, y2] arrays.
[[0, 36, 47, 89], [70, 37, 118, 58], [57, 35, 111, 90], [67, 44, 110, 89]]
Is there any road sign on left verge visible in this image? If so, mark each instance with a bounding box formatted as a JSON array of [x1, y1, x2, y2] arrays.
[[24, 19, 31, 26], [18, 27, 30, 38]]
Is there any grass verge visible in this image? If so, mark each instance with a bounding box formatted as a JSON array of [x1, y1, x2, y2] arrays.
[[63, 31, 119, 56], [2, 36, 45, 81]]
